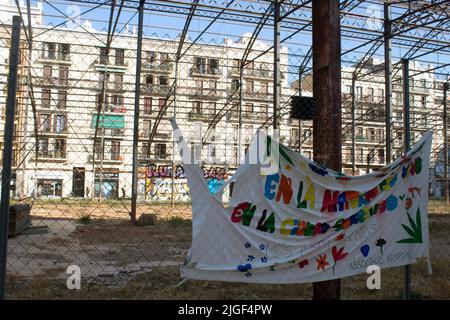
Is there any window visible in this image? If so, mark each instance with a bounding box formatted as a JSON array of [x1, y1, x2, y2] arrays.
[[146, 51, 155, 63], [345, 85, 352, 94], [378, 88, 384, 100], [40, 113, 51, 132], [209, 58, 219, 74], [54, 115, 66, 133], [145, 74, 153, 85], [143, 97, 152, 115], [246, 80, 254, 93], [57, 91, 67, 109], [160, 52, 169, 63], [193, 101, 202, 114], [155, 143, 167, 159], [37, 179, 62, 197], [260, 104, 268, 118], [159, 98, 166, 115], [367, 88, 374, 101], [378, 148, 385, 164], [38, 138, 49, 157], [111, 141, 120, 160], [260, 82, 268, 94], [142, 120, 151, 138], [43, 65, 52, 79], [207, 145, 216, 160], [244, 103, 253, 116], [42, 89, 51, 108], [54, 139, 66, 157], [195, 57, 206, 74], [290, 128, 299, 146], [356, 86, 363, 100], [421, 96, 426, 108], [59, 43, 70, 60], [367, 128, 375, 142], [114, 74, 123, 90], [231, 79, 240, 91], [100, 47, 108, 64], [59, 66, 69, 85], [115, 48, 125, 66], [205, 102, 216, 116], [159, 76, 168, 86], [42, 42, 56, 59]]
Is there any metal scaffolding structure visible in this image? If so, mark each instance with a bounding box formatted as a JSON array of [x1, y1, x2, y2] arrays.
[[0, 0, 449, 299]]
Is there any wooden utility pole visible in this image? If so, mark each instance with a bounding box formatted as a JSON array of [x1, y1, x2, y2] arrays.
[[312, 0, 342, 300]]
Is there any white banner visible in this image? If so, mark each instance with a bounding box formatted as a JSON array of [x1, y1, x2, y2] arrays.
[[172, 119, 432, 284]]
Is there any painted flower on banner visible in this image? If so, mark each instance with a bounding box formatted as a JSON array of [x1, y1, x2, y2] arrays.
[[298, 259, 309, 269], [331, 246, 349, 274], [316, 254, 329, 271], [375, 238, 387, 254]]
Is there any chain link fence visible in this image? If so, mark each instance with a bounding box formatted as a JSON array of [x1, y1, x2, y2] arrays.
[[0, 0, 448, 299]]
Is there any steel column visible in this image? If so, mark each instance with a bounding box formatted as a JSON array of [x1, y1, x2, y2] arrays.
[[130, 0, 145, 224], [0, 15, 21, 300], [384, 3, 393, 164], [273, 0, 281, 130], [312, 0, 342, 300]]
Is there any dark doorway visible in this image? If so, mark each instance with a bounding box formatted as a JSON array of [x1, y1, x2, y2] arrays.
[[72, 167, 85, 197]]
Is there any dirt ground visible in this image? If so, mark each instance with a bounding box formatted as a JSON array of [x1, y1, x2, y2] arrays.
[[5, 200, 450, 300]]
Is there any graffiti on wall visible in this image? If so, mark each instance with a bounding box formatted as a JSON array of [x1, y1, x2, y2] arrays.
[[145, 163, 230, 201]]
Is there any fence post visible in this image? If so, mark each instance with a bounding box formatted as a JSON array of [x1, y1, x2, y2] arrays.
[[444, 82, 448, 204], [0, 15, 21, 300], [402, 58, 411, 300]]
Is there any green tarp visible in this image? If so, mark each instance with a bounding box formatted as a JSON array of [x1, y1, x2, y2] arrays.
[[91, 115, 125, 129]]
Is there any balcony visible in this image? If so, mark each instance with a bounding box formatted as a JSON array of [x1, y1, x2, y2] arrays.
[[228, 67, 273, 80], [139, 130, 170, 140], [38, 127, 69, 136], [243, 90, 271, 101], [226, 111, 239, 121], [89, 153, 124, 164], [92, 128, 125, 138], [93, 81, 125, 92], [141, 84, 172, 96], [244, 68, 272, 79], [142, 61, 173, 74], [392, 83, 428, 94], [189, 88, 222, 100], [187, 111, 212, 121], [37, 150, 67, 161], [103, 104, 126, 113], [94, 60, 128, 73], [34, 77, 70, 87], [190, 67, 222, 78], [37, 51, 71, 64]]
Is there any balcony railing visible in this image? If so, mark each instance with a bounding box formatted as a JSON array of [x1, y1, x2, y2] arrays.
[[39, 51, 71, 63], [90, 153, 123, 162], [243, 90, 271, 101], [141, 84, 172, 96], [103, 104, 126, 113], [190, 67, 222, 77], [37, 150, 67, 160], [94, 81, 124, 91], [142, 61, 173, 73], [101, 128, 125, 137], [139, 130, 170, 139], [35, 77, 69, 87], [188, 111, 211, 121], [244, 68, 272, 79], [189, 88, 222, 99], [38, 127, 68, 135]]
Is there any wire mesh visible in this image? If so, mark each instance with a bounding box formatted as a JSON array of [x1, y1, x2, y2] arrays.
[[0, 0, 448, 299]]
